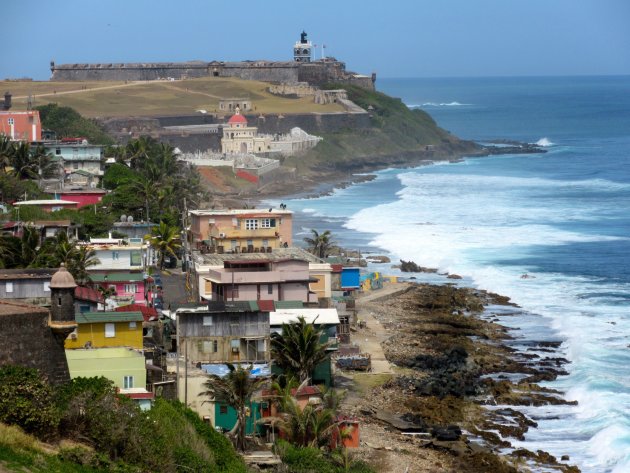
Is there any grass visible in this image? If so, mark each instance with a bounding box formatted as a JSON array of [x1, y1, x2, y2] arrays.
[[3, 77, 345, 117], [351, 373, 393, 395]]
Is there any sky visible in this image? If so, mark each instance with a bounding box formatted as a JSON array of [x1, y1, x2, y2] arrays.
[[3, 0, 630, 80]]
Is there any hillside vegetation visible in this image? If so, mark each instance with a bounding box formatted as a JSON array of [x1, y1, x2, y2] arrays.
[[284, 84, 479, 175], [4, 77, 344, 117]]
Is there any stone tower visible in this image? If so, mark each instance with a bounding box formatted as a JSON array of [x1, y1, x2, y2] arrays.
[[293, 31, 312, 63], [49, 264, 77, 325]]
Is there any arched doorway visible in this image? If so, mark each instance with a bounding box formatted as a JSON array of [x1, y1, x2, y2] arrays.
[[240, 142, 248, 153]]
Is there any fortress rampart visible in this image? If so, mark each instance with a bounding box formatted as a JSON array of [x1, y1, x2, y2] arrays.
[[50, 59, 375, 90]]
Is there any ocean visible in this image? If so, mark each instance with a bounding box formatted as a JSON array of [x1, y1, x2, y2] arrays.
[[266, 76, 630, 472]]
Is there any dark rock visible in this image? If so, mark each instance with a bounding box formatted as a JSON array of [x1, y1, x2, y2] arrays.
[[447, 274, 463, 279], [431, 424, 462, 441]]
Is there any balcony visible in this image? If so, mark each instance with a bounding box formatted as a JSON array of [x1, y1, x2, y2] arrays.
[[207, 269, 310, 284], [209, 227, 280, 240]]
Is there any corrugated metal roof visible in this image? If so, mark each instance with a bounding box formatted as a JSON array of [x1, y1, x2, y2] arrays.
[[269, 308, 340, 326], [193, 247, 323, 266], [75, 311, 143, 323], [273, 300, 304, 309], [90, 273, 144, 283]]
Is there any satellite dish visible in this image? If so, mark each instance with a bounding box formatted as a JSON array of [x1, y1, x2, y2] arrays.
[[127, 216, 133, 222], [120, 215, 127, 222]]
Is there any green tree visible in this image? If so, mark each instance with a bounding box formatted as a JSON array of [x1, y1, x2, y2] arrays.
[[199, 364, 268, 452], [145, 221, 181, 269], [36, 103, 114, 145], [0, 134, 14, 174], [0, 366, 60, 439], [270, 316, 330, 383], [303, 229, 336, 259]]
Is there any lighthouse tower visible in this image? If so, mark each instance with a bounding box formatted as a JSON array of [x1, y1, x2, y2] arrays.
[[293, 31, 312, 62]]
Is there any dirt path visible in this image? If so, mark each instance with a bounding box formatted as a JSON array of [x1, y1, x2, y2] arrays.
[[13, 81, 146, 99], [354, 283, 412, 374]]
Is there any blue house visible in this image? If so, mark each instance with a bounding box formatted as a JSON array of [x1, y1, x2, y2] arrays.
[[341, 267, 360, 290]]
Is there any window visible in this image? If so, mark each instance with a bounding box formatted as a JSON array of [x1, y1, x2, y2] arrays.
[[55, 148, 61, 155], [230, 240, 237, 250], [261, 218, 275, 228], [267, 284, 273, 295], [112, 251, 120, 260], [219, 405, 228, 415], [123, 376, 134, 389], [43, 281, 50, 292], [124, 284, 137, 294], [203, 340, 218, 353], [7, 118, 14, 126], [129, 321, 137, 329], [262, 239, 269, 248], [5, 282, 13, 293], [73, 162, 79, 170], [230, 339, 240, 353], [105, 323, 115, 338], [245, 219, 258, 230], [130, 251, 142, 266], [203, 316, 213, 326]]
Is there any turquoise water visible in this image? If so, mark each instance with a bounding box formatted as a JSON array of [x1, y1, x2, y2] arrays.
[[268, 76, 630, 472]]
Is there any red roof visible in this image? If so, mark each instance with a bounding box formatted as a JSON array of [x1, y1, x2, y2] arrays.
[[292, 386, 322, 397], [331, 264, 343, 273], [115, 303, 158, 321], [257, 299, 275, 312], [74, 286, 104, 303], [227, 113, 247, 125]]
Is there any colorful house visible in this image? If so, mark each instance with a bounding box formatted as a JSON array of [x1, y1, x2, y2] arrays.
[[65, 347, 146, 390], [44, 141, 104, 176], [58, 189, 107, 208], [82, 237, 149, 272], [90, 272, 147, 307], [65, 311, 144, 350], [189, 208, 293, 252], [0, 110, 41, 141], [201, 363, 270, 435]]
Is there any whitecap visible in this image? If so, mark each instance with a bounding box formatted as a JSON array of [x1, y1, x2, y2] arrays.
[[536, 137, 555, 147]]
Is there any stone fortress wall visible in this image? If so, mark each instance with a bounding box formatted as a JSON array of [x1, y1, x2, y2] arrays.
[[50, 59, 375, 90]]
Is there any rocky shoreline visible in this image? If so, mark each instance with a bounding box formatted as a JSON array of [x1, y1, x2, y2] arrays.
[[341, 283, 579, 473], [211, 141, 545, 205]]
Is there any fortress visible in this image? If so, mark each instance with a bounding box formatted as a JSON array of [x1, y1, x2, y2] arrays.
[[50, 31, 376, 90]]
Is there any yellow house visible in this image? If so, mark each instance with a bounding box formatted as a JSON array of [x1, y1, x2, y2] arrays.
[[65, 311, 144, 349]]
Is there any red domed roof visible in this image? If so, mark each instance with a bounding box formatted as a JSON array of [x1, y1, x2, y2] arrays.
[[228, 113, 247, 125]]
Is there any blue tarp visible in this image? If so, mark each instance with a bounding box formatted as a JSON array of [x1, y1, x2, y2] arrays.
[[201, 363, 270, 378]]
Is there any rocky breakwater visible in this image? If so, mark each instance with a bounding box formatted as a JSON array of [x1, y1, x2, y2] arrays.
[[348, 284, 579, 472]]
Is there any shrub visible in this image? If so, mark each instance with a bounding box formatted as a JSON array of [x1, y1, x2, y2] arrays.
[[0, 366, 60, 439]]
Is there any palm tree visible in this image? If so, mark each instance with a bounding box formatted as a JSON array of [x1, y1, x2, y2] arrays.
[[10, 142, 37, 180], [265, 380, 342, 449], [303, 229, 336, 259], [199, 364, 268, 452], [270, 316, 330, 384], [0, 134, 14, 174], [145, 221, 181, 269], [129, 175, 154, 222], [68, 246, 100, 285]]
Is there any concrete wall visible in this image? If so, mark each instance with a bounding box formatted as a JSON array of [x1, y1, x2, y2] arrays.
[[0, 309, 71, 385]]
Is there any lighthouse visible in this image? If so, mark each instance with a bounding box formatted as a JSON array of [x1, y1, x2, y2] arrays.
[[293, 31, 312, 63]]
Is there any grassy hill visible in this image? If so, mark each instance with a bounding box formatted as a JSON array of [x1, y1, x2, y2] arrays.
[[283, 84, 479, 176], [3, 77, 344, 117]]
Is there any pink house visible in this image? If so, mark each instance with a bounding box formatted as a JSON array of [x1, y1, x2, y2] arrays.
[[203, 258, 317, 304], [90, 272, 147, 307]]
